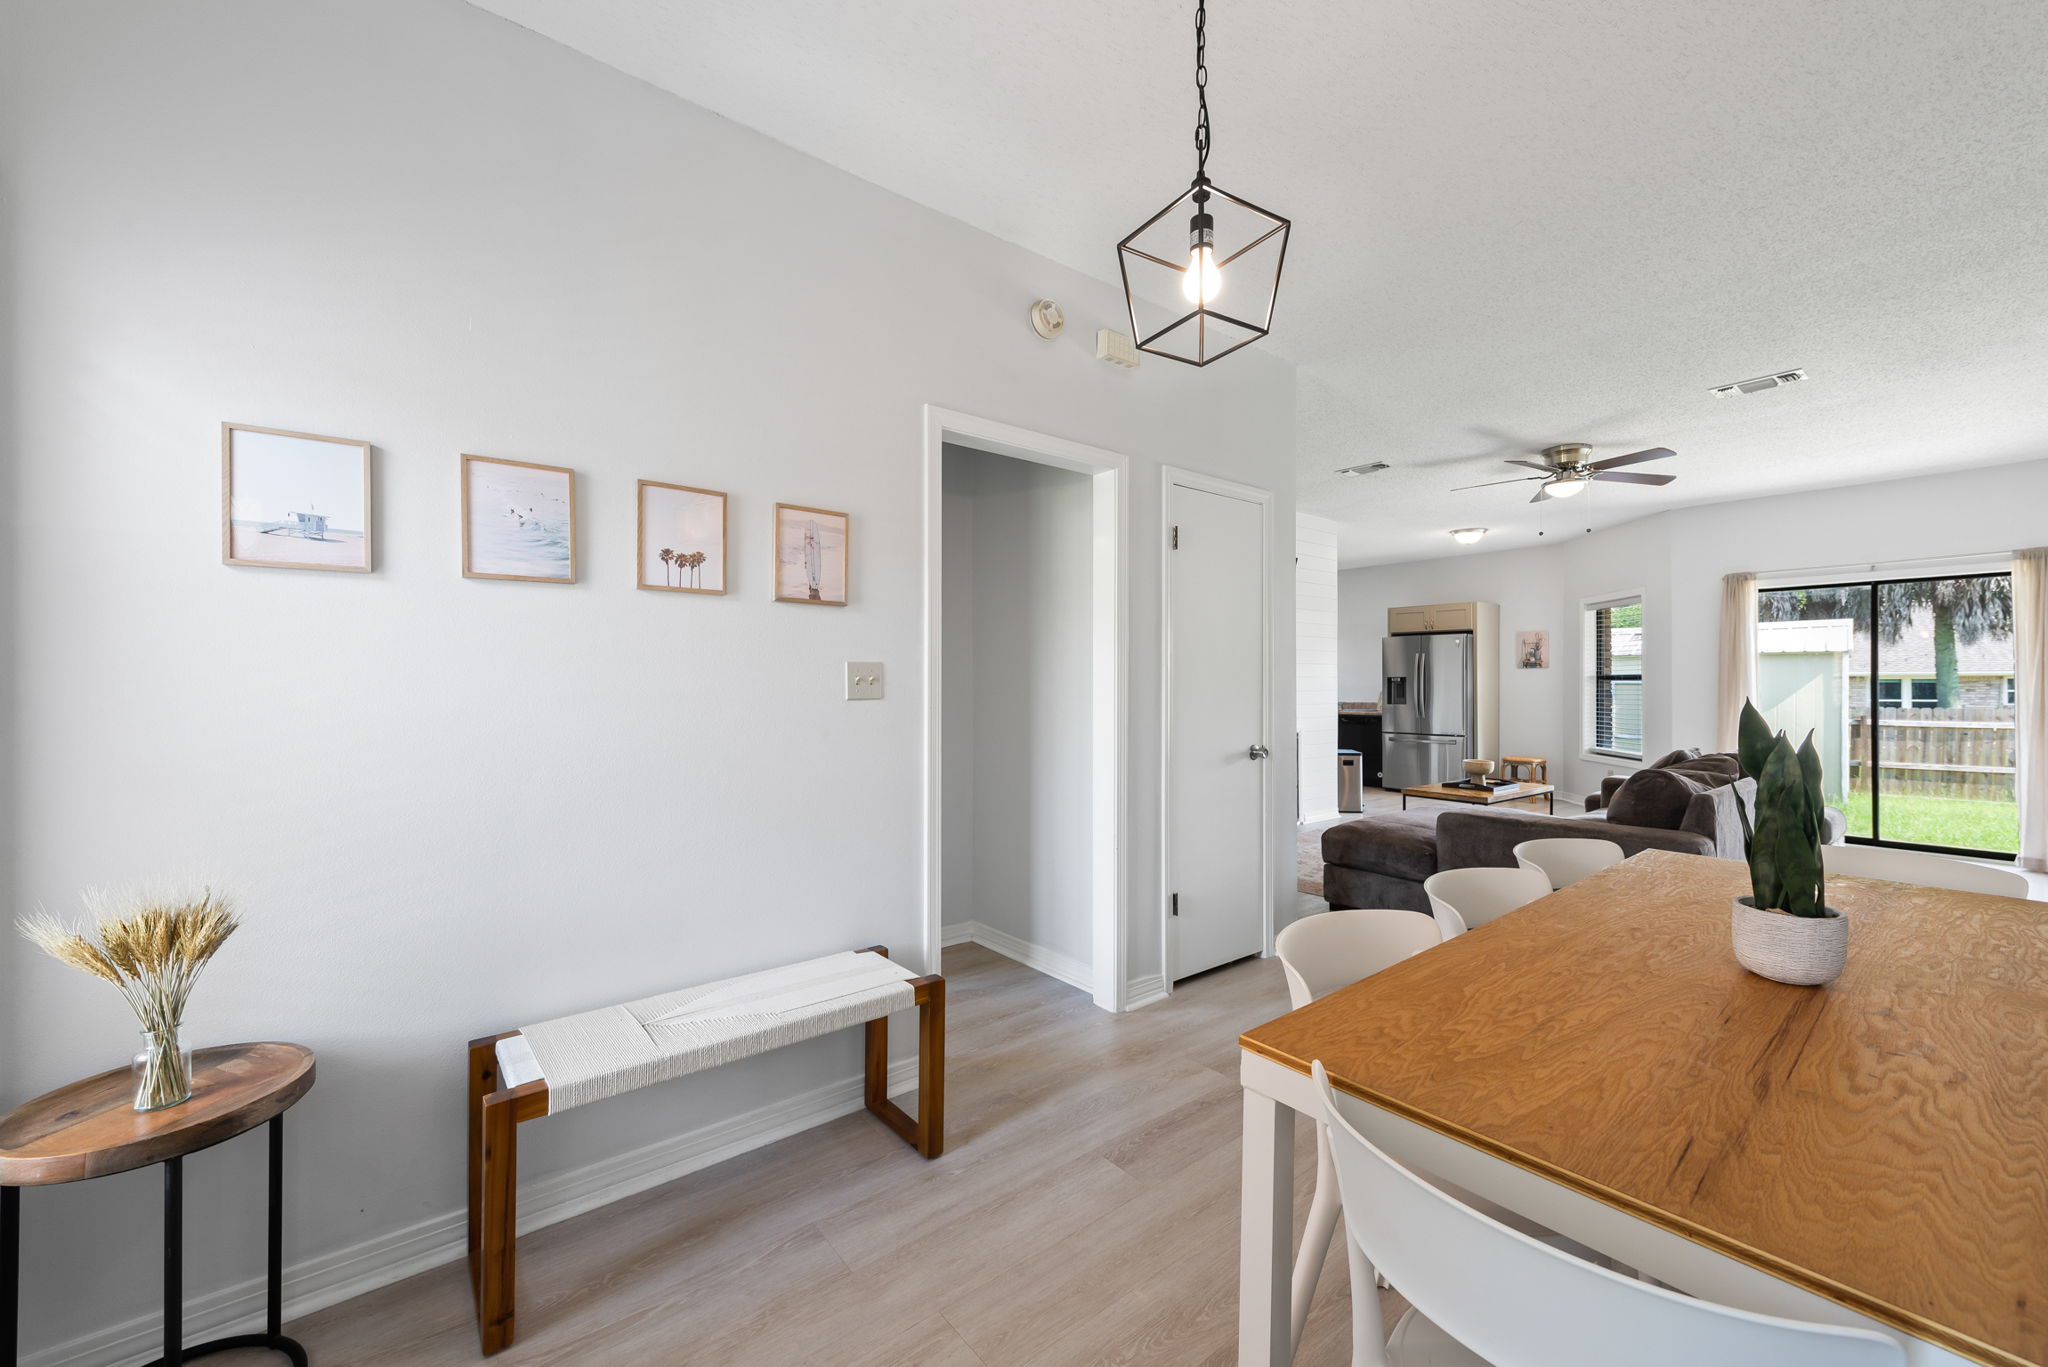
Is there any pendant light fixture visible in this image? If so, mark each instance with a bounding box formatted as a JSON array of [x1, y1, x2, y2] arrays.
[[1118, 1, 1291, 367]]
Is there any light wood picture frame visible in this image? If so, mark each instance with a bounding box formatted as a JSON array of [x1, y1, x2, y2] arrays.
[[773, 503, 849, 606], [462, 454, 577, 584], [221, 422, 373, 572], [638, 480, 728, 594]]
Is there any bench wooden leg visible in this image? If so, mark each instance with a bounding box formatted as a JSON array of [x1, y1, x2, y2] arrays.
[[863, 974, 945, 1159], [476, 1087, 519, 1354]]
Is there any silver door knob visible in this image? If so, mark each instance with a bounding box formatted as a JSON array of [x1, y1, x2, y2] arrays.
[[1248, 743, 1271, 760]]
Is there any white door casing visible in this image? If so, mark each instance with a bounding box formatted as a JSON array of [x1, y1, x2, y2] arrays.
[[1163, 469, 1273, 982]]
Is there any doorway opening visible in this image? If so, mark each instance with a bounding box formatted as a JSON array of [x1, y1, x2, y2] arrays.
[[922, 408, 1129, 1010]]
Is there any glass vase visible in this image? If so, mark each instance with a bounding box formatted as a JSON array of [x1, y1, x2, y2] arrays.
[[133, 1024, 194, 1112]]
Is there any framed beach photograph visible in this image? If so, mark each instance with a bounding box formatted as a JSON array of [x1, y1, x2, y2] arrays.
[[221, 423, 372, 571], [773, 503, 849, 606], [1516, 629, 1550, 669], [638, 480, 728, 594], [462, 454, 576, 583]]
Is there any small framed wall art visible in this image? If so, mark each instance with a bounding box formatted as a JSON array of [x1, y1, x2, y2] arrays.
[[221, 422, 373, 572], [462, 454, 577, 584], [1516, 630, 1550, 669], [773, 503, 849, 606], [638, 480, 728, 594]]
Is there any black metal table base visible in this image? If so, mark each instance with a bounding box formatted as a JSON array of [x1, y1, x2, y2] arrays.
[[4, 1115, 306, 1367], [137, 1330, 309, 1367]]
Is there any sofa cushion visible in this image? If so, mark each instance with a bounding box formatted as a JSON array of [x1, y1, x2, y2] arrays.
[[1322, 809, 1445, 884], [1646, 747, 1701, 770], [1666, 753, 1741, 787], [1606, 767, 1712, 830]]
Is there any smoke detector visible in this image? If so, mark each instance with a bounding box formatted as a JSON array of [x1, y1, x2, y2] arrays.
[[1711, 369, 1806, 398], [1335, 461, 1391, 477]]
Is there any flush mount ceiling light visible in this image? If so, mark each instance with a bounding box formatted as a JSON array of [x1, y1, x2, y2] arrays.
[[1117, 1, 1290, 367], [1451, 527, 1488, 544]]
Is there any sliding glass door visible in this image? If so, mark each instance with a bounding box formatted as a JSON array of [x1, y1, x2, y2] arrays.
[[1756, 572, 2017, 858]]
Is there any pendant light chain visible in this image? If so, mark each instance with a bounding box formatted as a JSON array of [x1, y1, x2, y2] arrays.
[[1192, 1, 1211, 189]]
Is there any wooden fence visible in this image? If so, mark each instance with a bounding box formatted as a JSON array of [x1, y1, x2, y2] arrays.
[[1847, 706, 2016, 801]]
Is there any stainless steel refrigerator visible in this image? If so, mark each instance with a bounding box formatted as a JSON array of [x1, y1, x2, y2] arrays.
[[1380, 632, 1476, 788]]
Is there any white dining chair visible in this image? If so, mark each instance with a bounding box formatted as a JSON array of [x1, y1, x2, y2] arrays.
[[1312, 1061, 1907, 1367], [1423, 866, 1553, 931], [1513, 837, 1626, 890], [1276, 910, 1443, 1361], [1823, 842, 2030, 898]]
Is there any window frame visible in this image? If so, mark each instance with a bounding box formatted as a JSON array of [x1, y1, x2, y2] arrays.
[[1754, 569, 2016, 861], [1581, 591, 1645, 762]]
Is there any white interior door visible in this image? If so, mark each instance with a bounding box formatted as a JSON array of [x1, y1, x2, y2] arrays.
[[1167, 478, 1269, 980]]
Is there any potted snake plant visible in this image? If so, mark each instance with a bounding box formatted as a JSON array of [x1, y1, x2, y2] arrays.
[[1730, 699, 1844, 985]]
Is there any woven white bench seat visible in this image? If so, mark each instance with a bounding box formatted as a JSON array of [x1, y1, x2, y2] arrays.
[[505, 949, 919, 1111], [466, 943, 945, 1355]]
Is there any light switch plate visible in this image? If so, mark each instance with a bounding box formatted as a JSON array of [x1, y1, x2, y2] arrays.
[[846, 661, 883, 701]]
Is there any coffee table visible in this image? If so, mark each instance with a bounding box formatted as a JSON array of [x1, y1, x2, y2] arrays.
[[1402, 780, 1554, 813]]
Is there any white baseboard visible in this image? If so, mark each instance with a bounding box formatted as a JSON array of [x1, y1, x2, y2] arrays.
[[941, 920, 1092, 995], [23, 1058, 922, 1367], [1297, 808, 1342, 825], [1122, 974, 1169, 1010]]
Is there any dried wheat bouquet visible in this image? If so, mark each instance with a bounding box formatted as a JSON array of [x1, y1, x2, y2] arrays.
[[18, 883, 240, 1048]]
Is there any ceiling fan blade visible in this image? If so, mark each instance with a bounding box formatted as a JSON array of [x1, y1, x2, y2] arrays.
[[1529, 486, 1553, 503], [1589, 446, 1675, 471], [1453, 475, 1546, 491], [1591, 470, 1677, 486], [1504, 460, 1554, 472]]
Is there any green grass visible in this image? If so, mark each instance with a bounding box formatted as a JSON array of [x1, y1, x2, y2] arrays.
[[1838, 790, 2019, 854]]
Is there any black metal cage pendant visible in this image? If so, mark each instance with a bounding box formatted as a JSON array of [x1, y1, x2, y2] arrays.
[[1118, 3, 1290, 367]]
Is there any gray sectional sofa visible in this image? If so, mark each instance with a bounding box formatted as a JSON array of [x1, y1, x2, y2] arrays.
[[1320, 748, 1846, 914]]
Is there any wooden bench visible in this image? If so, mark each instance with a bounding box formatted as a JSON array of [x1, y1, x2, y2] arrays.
[[465, 945, 944, 1354]]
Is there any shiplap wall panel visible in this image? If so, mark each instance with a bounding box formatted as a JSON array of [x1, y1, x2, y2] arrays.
[[1296, 514, 1341, 820]]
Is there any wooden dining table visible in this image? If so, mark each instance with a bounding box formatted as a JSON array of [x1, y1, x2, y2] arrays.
[[1237, 849, 2046, 1367]]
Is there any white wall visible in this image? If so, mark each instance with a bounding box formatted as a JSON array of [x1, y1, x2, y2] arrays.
[[0, 2, 1296, 1359], [1338, 543, 1568, 790], [941, 446, 1094, 979], [1341, 457, 2048, 801], [1295, 514, 1340, 820]]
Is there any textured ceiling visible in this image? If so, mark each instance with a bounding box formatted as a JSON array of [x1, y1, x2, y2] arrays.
[[467, 0, 2048, 566]]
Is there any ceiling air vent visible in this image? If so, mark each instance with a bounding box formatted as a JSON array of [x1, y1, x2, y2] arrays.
[[1335, 461, 1391, 477], [1711, 369, 1806, 398]]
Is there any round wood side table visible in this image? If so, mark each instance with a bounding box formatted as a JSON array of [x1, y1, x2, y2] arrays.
[[0, 1042, 316, 1367]]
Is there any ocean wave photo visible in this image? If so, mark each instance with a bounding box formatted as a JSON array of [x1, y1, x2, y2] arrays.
[[466, 457, 575, 581]]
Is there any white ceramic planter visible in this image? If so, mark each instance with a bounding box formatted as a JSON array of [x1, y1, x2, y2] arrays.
[[1731, 896, 1847, 986]]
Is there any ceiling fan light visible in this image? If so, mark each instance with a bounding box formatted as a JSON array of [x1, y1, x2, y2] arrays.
[[1544, 477, 1587, 499], [1451, 527, 1487, 544]]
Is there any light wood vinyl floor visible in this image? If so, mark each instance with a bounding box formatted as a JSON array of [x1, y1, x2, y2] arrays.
[[254, 944, 1405, 1365]]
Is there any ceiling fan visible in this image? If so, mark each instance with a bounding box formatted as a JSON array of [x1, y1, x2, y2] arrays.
[[1454, 444, 1678, 502]]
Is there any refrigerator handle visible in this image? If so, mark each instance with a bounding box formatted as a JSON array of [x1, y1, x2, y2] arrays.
[[1417, 650, 1427, 723]]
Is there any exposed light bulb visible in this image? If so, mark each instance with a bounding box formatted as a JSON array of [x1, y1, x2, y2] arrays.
[[1544, 477, 1587, 499], [1182, 244, 1223, 304], [1451, 527, 1487, 545]]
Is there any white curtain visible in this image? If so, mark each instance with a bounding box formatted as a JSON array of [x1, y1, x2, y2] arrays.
[[2014, 547, 2047, 872], [1717, 572, 1758, 753]]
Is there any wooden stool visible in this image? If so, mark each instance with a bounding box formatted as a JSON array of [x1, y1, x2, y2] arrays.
[[1500, 755, 1548, 784], [1, 1043, 317, 1367]]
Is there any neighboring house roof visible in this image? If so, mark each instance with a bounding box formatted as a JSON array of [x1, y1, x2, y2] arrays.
[[1845, 604, 2015, 677]]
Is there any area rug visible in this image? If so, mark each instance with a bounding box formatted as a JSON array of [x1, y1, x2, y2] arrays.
[[1297, 816, 1350, 896]]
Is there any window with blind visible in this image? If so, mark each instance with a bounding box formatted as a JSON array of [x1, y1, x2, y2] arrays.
[[1585, 596, 1644, 759]]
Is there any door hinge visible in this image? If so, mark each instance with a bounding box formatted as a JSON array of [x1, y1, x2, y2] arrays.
[[1170, 892, 1180, 917], [1171, 525, 1179, 550]]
